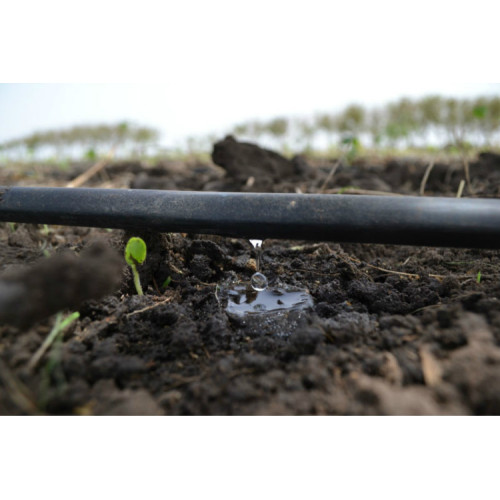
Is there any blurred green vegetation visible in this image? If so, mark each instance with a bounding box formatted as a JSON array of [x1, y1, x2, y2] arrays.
[[1, 95, 499, 164], [229, 95, 500, 156], [0, 121, 159, 162]]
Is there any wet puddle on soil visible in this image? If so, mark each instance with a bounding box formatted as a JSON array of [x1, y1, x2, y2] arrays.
[[224, 282, 314, 319], [222, 240, 314, 327]]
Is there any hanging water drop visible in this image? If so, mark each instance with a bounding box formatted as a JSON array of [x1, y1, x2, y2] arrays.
[[249, 239, 262, 249], [249, 239, 264, 272], [251, 272, 268, 291]]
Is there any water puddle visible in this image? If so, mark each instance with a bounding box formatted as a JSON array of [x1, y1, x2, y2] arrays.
[[224, 282, 314, 319], [221, 239, 314, 326]]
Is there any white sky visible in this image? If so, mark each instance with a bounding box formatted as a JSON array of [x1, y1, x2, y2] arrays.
[[1, 1, 499, 148], [1, 83, 499, 148]]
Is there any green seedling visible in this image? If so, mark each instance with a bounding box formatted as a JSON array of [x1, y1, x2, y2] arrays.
[[162, 276, 172, 288], [341, 135, 361, 164], [27, 311, 80, 372], [476, 271, 482, 284], [337, 185, 361, 194], [38, 311, 79, 409], [125, 237, 147, 296]]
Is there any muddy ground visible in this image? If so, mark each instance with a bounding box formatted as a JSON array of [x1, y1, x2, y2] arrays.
[[1, 138, 500, 415]]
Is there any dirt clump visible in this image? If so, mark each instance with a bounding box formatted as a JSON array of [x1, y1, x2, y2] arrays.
[[212, 135, 308, 190], [0, 240, 123, 328]]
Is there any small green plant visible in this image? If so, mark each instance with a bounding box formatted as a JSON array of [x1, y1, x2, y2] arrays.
[[162, 276, 172, 288], [476, 271, 482, 284], [85, 148, 97, 161], [337, 185, 361, 194], [28, 311, 80, 372], [36, 311, 80, 409], [125, 237, 147, 296], [341, 135, 362, 164]]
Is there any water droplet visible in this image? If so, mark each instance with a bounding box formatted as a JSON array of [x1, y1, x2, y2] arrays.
[[249, 239, 264, 271], [251, 272, 268, 291], [249, 239, 263, 249]]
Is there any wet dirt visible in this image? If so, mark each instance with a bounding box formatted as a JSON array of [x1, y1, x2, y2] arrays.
[[1, 143, 500, 415]]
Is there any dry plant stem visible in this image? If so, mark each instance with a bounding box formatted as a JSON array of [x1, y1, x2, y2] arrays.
[[456, 179, 466, 198], [452, 129, 473, 195], [0, 358, 42, 414], [463, 156, 473, 195], [345, 255, 466, 281], [66, 149, 115, 188], [126, 295, 174, 317], [325, 188, 403, 197], [320, 156, 343, 193], [419, 345, 443, 387], [419, 161, 435, 196]]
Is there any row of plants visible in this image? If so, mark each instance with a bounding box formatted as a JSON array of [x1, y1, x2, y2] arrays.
[[1, 95, 499, 163], [229, 95, 500, 153], [0, 122, 159, 161]]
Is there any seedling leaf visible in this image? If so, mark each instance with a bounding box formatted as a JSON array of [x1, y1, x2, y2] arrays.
[[125, 237, 147, 296], [125, 237, 147, 266]]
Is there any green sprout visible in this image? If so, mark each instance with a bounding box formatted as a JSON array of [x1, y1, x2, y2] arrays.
[[125, 237, 147, 296], [476, 271, 482, 284], [28, 311, 80, 372]]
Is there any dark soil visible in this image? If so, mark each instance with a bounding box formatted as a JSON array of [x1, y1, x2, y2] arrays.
[[1, 140, 500, 415]]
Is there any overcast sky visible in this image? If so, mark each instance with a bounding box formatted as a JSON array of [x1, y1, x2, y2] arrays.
[[1, 83, 499, 148], [1, 1, 499, 149]]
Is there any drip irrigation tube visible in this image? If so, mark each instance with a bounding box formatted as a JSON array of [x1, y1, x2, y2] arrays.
[[1, 186, 500, 248]]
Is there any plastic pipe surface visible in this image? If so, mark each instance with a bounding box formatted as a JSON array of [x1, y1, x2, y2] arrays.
[[1, 186, 500, 248]]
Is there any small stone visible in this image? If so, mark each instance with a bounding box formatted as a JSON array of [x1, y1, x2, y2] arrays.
[[246, 258, 258, 272]]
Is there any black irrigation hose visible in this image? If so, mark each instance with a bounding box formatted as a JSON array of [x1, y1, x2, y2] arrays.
[[1, 186, 500, 248]]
